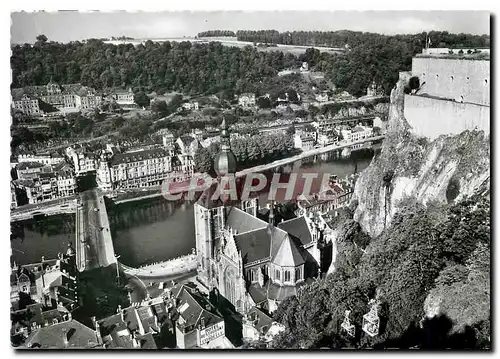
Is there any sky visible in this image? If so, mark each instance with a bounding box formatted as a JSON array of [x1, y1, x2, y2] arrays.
[[10, 11, 490, 44]]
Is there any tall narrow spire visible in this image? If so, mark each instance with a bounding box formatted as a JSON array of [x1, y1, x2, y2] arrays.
[[268, 201, 275, 226]]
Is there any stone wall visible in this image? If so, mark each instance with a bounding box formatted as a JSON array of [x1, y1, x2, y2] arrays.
[[404, 95, 490, 140], [412, 57, 489, 105]]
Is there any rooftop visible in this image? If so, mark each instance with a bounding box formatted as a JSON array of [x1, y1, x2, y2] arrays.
[[25, 319, 101, 349], [110, 147, 169, 166]]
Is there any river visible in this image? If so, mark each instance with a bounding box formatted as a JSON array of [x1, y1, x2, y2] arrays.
[[10, 145, 380, 267]]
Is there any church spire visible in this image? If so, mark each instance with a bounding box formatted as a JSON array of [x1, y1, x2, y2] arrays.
[[268, 201, 275, 226], [214, 116, 237, 177]]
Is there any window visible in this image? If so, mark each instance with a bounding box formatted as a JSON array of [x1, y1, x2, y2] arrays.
[[450, 76, 454, 81], [284, 270, 290, 282], [485, 79, 488, 85], [275, 269, 280, 281], [295, 267, 302, 281]]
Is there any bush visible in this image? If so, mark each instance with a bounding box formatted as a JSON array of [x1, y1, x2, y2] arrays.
[[409, 76, 420, 90]]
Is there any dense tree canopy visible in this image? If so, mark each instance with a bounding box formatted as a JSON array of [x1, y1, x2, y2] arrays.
[[271, 194, 490, 349], [12, 31, 489, 100]]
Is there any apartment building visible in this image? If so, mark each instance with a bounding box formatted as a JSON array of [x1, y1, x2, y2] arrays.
[[11, 94, 41, 116], [108, 148, 173, 190]]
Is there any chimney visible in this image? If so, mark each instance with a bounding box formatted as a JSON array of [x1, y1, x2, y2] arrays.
[[132, 332, 140, 348]]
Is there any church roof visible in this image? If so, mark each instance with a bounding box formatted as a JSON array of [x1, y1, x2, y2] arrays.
[[234, 228, 272, 264], [226, 207, 267, 234], [272, 235, 305, 267], [278, 217, 313, 246]]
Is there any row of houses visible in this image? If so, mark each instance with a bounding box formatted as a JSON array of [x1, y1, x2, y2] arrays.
[[13, 272, 281, 349], [11, 81, 135, 116], [12, 159, 77, 206]]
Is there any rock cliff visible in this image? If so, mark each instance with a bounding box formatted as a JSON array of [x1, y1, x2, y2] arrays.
[[352, 73, 490, 238]]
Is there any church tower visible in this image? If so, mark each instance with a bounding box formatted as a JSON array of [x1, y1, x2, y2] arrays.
[[195, 117, 237, 288]]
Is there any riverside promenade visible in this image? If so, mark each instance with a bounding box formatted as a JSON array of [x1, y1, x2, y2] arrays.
[[119, 254, 197, 280]]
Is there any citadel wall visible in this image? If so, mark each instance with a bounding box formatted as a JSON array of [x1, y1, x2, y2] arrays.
[[404, 57, 490, 140]]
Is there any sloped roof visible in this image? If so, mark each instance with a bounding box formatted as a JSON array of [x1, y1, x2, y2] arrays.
[[110, 148, 168, 166], [25, 319, 100, 349], [17, 162, 45, 170], [174, 284, 223, 330], [225, 207, 267, 234], [272, 235, 305, 267], [246, 307, 273, 335], [278, 217, 313, 246], [234, 228, 271, 264], [248, 284, 267, 305]]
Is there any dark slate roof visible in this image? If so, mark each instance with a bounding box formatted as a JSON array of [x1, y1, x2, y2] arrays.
[[234, 228, 272, 264], [248, 284, 267, 305], [179, 135, 195, 146], [246, 307, 274, 335], [278, 217, 313, 246], [110, 148, 168, 166], [266, 282, 305, 302], [98, 306, 159, 349], [225, 207, 267, 235], [25, 319, 101, 349], [174, 284, 223, 331], [17, 162, 45, 170]]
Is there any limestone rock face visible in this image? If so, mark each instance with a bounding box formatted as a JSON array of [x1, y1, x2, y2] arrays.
[[351, 73, 490, 238]]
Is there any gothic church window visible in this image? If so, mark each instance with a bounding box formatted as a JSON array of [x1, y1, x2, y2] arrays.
[[284, 270, 291, 282]]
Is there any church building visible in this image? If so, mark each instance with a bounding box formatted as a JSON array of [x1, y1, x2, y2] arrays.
[[194, 119, 334, 314]]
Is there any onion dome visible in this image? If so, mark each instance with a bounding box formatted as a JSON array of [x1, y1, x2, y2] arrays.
[[214, 117, 237, 177]]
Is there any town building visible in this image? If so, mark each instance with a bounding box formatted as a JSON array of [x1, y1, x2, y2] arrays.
[[18, 154, 65, 167], [97, 305, 159, 349], [315, 92, 329, 103], [113, 88, 135, 105], [341, 125, 373, 143], [168, 283, 231, 349], [65, 145, 98, 176], [366, 81, 384, 97], [181, 102, 199, 111], [107, 147, 173, 190], [15, 161, 76, 204], [11, 94, 41, 116], [176, 135, 200, 158], [24, 318, 103, 349], [11, 81, 102, 114], [242, 306, 285, 345], [194, 120, 334, 315], [238, 93, 256, 107], [293, 134, 316, 151], [11, 182, 18, 209], [295, 176, 354, 216]]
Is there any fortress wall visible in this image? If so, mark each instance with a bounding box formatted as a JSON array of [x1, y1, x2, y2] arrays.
[[404, 95, 490, 140], [412, 58, 490, 106]]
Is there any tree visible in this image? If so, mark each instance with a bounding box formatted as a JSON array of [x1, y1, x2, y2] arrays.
[[35, 34, 48, 44], [168, 94, 183, 111], [409, 76, 420, 91], [193, 147, 214, 173], [151, 100, 170, 117], [134, 91, 150, 108], [256, 96, 272, 109]]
